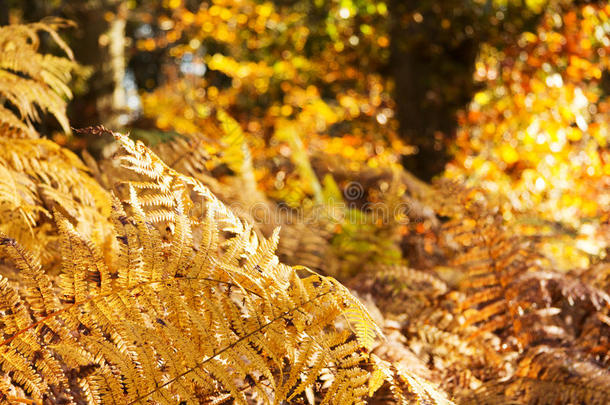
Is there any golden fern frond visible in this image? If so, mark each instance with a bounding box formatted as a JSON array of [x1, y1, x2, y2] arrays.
[[0, 21, 112, 270], [0, 159, 41, 230], [111, 131, 453, 403], [369, 354, 453, 405], [112, 130, 384, 349], [0, 138, 114, 269], [142, 108, 259, 198], [0, 130, 459, 405], [0, 18, 77, 138], [276, 219, 340, 274], [147, 129, 230, 197]]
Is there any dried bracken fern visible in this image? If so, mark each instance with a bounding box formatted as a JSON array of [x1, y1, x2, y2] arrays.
[[0, 138, 113, 269], [433, 181, 542, 347], [464, 346, 610, 405], [426, 181, 610, 404], [143, 114, 414, 279], [0, 129, 451, 404], [0, 22, 113, 270], [348, 264, 448, 319], [0, 18, 78, 138]]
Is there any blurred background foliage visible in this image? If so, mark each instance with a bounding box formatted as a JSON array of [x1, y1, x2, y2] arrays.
[[2, 0, 608, 270]]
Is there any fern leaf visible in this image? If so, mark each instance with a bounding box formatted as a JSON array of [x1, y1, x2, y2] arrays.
[[0, 130, 392, 404], [0, 19, 77, 138]]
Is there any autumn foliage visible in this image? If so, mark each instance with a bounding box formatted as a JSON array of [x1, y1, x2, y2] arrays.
[[0, 0, 608, 404]]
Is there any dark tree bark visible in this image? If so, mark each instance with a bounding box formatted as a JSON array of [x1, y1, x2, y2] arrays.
[[0, 0, 9, 25], [387, 1, 547, 181], [64, 0, 128, 130], [388, 1, 480, 181]]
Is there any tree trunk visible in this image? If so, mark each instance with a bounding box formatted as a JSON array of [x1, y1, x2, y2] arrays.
[[0, 0, 9, 25], [67, 0, 128, 130], [388, 1, 479, 181]]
